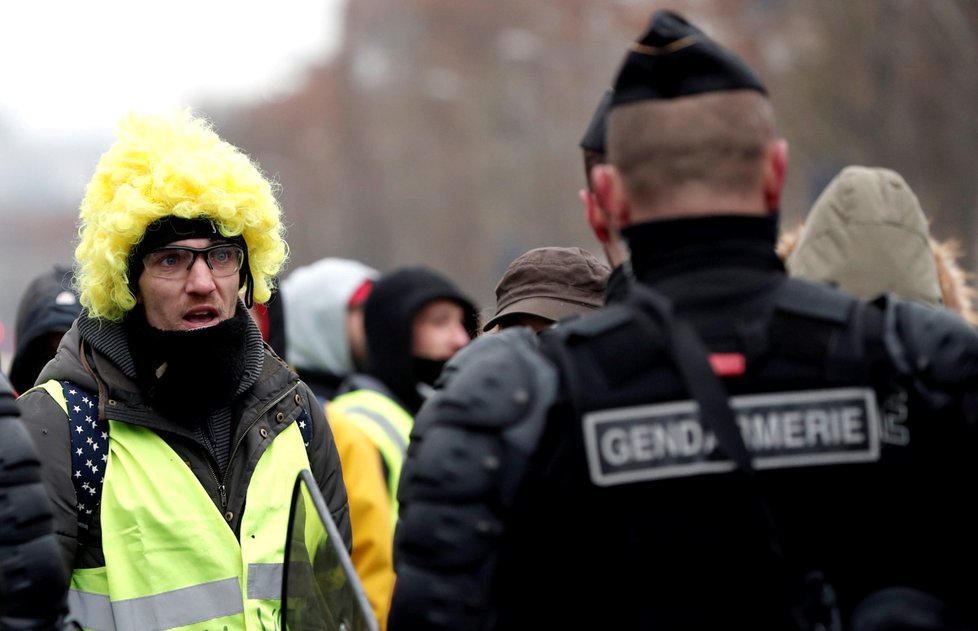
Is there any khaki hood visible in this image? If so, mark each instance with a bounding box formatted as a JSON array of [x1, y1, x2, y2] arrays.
[[786, 165, 942, 305]]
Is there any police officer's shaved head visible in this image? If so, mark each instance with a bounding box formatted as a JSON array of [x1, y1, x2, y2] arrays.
[[606, 10, 781, 217]]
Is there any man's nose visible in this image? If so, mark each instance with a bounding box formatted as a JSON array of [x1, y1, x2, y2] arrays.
[[185, 254, 217, 292]]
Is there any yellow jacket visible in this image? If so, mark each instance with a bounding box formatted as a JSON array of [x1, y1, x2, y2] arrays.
[[328, 404, 395, 631]]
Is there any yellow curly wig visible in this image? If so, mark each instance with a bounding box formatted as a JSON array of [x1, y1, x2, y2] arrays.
[[74, 110, 288, 321]]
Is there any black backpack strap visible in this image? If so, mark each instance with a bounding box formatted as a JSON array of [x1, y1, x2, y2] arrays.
[[622, 283, 843, 631], [618, 285, 757, 479], [62, 381, 108, 535]]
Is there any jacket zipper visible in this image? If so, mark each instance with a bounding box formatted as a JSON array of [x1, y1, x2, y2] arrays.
[[219, 383, 300, 510], [202, 460, 228, 509]]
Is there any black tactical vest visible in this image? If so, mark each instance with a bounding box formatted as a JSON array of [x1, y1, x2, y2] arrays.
[[391, 277, 978, 631], [496, 278, 978, 630]]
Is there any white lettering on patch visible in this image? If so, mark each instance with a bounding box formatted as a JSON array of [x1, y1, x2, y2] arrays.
[[584, 388, 881, 486]]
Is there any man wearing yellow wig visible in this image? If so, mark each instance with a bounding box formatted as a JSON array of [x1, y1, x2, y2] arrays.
[[17, 110, 351, 630]]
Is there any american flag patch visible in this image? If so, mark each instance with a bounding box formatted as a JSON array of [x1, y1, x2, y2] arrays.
[[64, 381, 107, 520]]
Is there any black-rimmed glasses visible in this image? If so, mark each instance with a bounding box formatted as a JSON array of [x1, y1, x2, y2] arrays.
[[142, 244, 245, 279]]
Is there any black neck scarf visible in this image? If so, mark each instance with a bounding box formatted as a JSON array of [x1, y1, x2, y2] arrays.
[[124, 306, 251, 422]]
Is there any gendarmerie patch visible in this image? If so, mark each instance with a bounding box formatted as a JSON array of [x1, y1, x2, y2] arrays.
[[584, 388, 880, 486]]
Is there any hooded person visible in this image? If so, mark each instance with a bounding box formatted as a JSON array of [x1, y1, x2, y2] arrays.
[[331, 265, 478, 516], [784, 165, 941, 304], [15, 110, 351, 630], [780, 165, 978, 323], [281, 257, 379, 401], [279, 257, 395, 629], [8, 266, 82, 395]]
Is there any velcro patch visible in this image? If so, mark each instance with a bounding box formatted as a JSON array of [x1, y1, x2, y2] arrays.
[[708, 353, 746, 376], [584, 388, 880, 486]]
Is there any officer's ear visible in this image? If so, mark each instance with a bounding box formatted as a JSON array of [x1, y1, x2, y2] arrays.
[[590, 164, 630, 231], [763, 138, 788, 213], [580, 188, 610, 244]]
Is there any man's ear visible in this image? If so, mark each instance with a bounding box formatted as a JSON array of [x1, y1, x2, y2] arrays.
[[580, 188, 610, 243], [763, 139, 788, 212], [591, 164, 629, 230]]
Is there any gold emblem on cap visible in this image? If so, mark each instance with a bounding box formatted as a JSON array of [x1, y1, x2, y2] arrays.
[[630, 34, 701, 56]]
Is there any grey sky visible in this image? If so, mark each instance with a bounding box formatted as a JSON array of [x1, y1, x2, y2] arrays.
[[1, 0, 344, 137]]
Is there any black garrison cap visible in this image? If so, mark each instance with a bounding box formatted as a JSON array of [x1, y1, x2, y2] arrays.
[[611, 10, 766, 108], [579, 89, 614, 153]]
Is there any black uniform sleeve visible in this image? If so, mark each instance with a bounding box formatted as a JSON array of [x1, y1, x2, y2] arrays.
[[389, 328, 560, 631], [15, 385, 78, 577], [883, 298, 978, 413], [1, 373, 70, 626]]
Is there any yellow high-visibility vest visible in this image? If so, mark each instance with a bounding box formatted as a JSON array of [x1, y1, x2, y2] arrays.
[[41, 379, 309, 631], [329, 389, 412, 519]]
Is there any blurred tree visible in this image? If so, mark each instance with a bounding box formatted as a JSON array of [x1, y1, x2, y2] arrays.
[[223, 0, 978, 308]]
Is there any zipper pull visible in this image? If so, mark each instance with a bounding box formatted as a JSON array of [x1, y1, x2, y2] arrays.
[[219, 484, 228, 509]]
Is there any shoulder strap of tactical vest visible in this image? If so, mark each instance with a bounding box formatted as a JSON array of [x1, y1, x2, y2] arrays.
[[631, 284, 758, 474], [625, 285, 846, 629], [543, 277, 886, 435], [769, 278, 887, 385]]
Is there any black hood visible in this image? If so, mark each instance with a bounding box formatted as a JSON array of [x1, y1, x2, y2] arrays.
[[363, 266, 478, 413], [10, 266, 82, 393]]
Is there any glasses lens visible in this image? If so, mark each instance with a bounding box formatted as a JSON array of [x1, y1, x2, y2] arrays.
[[144, 248, 194, 279], [207, 245, 244, 277]]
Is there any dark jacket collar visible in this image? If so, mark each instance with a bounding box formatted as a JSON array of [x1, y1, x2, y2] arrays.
[[622, 214, 783, 283]]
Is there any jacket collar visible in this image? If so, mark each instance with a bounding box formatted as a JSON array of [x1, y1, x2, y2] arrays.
[[622, 214, 783, 283]]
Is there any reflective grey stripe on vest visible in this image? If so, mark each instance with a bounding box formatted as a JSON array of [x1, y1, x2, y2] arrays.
[[345, 405, 408, 455], [247, 562, 284, 600], [68, 590, 113, 631], [69, 577, 243, 630]]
